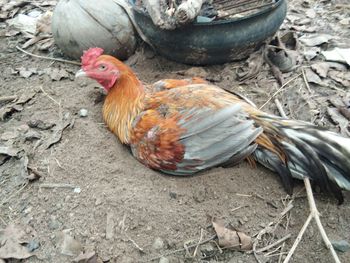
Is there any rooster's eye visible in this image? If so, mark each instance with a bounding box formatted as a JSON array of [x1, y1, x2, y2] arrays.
[[98, 64, 107, 71]]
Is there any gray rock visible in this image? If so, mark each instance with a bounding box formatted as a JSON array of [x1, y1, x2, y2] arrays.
[[79, 109, 88, 117], [152, 237, 165, 250], [27, 239, 40, 252], [331, 240, 350, 252]]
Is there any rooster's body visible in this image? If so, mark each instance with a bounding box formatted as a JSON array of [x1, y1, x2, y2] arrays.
[[76, 48, 350, 203]]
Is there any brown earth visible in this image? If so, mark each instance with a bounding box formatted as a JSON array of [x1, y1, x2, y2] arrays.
[[1, 1, 350, 263]]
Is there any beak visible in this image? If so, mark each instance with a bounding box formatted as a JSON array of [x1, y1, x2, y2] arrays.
[[75, 69, 87, 78]]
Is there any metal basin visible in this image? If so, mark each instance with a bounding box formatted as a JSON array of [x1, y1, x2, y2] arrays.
[[132, 0, 287, 65]]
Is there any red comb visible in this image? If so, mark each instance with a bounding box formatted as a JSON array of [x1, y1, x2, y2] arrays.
[[81, 47, 104, 67]]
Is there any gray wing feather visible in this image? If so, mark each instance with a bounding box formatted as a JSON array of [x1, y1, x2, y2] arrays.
[[165, 105, 262, 175]]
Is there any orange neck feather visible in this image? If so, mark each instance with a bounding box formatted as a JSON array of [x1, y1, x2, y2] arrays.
[[102, 66, 144, 144]]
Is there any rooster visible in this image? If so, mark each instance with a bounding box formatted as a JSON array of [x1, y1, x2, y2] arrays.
[[76, 48, 350, 203]]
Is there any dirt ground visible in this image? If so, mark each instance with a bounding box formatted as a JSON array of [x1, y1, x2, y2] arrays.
[[1, 0, 350, 263]]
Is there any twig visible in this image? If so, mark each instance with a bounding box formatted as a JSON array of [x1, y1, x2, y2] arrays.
[[256, 234, 291, 253], [0, 95, 17, 103], [305, 178, 340, 262], [259, 73, 302, 110], [192, 229, 204, 257], [265, 245, 282, 256], [301, 68, 312, 93], [274, 98, 288, 118], [231, 205, 248, 212], [144, 235, 216, 262], [283, 213, 313, 262], [40, 86, 61, 106], [125, 233, 144, 252], [16, 46, 81, 65], [39, 183, 78, 189], [283, 178, 341, 263], [0, 216, 7, 226], [236, 193, 253, 197]]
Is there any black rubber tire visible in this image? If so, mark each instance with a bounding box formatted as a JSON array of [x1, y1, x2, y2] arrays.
[[133, 0, 287, 65]]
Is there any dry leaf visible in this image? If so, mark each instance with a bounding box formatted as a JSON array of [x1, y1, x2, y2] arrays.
[[58, 230, 83, 257], [18, 67, 37, 79], [299, 34, 333, 47], [303, 47, 320, 61], [305, 68, 325, 86], [7, 14, 37, 34], [327, 107, 350, 137], [0, 224, 33, 260], [36, 11, 52, 35], [311, 62, 330, 78], [46, 68, 69, 81], [212, 218, 252, 251], [73, 251, 99, 263], [321, 48, 350, 66], [328, 70, 350, 87], [290, 25, 317, 33], [42, 112, 73, 149]]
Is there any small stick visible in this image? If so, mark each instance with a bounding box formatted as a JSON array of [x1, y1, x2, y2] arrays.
[[0, 216, 7, 226], [259, 73, 302, 110], [304, 178, 340, 263], [264, 245, 283, 256], [39, 183, 78, 189], [256, 234, 291, 253], [0, 95, 17, 103], [40, 86, 61, 107], [236, 193, 253, 197], [283, 178, 341, 263], [231, 205, 248, 212], [301, 68, 312, 93], [274, 98, 288, 118], [192, 228, 204, 257], [16, 46, 81, 65], [125, 233, 144, 252]]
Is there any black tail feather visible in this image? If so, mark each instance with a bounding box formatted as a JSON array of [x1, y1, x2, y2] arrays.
[[253, 116, 350, 203]]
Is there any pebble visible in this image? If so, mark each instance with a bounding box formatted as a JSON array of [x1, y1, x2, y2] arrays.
[[152, 237, 165, 250], [79, 109, 88, 117], [159, 257, 169, 263], [169, 191, 177, 199], [27, 240, 40, 252], [331, 240, 350, 252]]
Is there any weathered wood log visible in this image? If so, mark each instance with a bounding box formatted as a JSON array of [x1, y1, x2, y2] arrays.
[[143, 0, 176, 29], [142, 0, 205, 29], [175, 0, 205, 25]]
